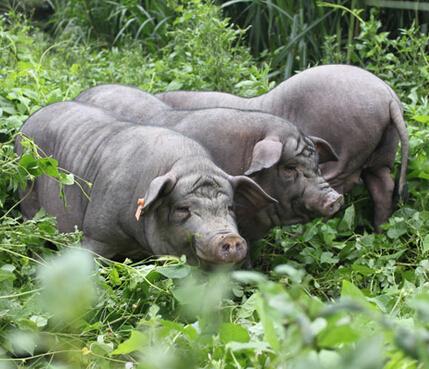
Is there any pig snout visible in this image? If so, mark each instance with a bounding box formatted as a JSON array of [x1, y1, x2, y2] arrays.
[[320, 191, 344, 217], [209, 233, 248, 264]]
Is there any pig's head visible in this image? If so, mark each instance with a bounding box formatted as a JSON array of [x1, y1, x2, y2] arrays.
[[244, 132, 344, 231], [135, 159, 277, 265]]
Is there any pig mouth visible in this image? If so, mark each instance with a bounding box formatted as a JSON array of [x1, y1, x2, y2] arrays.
[[193, 232, 247, 265], [289, 200, 312, 224]]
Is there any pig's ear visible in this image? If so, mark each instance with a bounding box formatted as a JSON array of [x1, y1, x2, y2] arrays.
[[245, 137, 283, 175], [135, 172, 177, 221], [309, 136, 339, 164], [230, 175, 278, 210]]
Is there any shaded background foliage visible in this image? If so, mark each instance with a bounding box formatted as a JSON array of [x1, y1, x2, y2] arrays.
[[0, 0, 428, 368], [2, 0, 429, 78]]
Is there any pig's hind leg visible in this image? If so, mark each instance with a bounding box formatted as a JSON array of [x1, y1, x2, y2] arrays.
[[362, 166, 394, 232], [362, 125, 399, 232]]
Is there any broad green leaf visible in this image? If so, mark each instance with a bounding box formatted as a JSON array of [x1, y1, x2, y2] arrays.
[[157, 264, 191, 279], [341, 280, 367, 301], [255, 293, 280, 352], [8, 331, 37, 356], [39, 157, 59, 177], [226, 340, 271, 353], [320, 251, 339, 265], [338, 205, 355, 232], [19, 154, 41, 176], [91, 342, 114, 355], [219, 323, 250, 344], [351, 264, 375, 276], [318, 324, 361, 348], [159, 320, 196, 339], [232, 271, 267, 284], [386, 218, 408, 239], [166, 80, 183, 91], [274, 264, 305, 283], [112, 330, 147, 355], [341, 280, 376, 311], [413, 115, 429, 124]]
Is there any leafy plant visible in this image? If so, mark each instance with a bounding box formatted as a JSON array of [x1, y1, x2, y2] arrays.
[[0, 2, 428, 368], [322, 11, 429, 103], [144, 0, 273, 95], [45, 0, 175, 50]]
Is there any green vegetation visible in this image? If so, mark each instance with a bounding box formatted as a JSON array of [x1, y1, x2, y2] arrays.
[[0, 0, 428, 368]]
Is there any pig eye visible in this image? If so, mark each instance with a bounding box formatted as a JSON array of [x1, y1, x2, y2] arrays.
[[175, 206, 190, 214], [172, 206, 191, 222]]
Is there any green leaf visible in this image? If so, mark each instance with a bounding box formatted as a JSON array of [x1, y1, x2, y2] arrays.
[[17, 318, 39, 331], [386, 218, 408, 239], [341, 280, 367, 301], [39, 157, 59, 177], [19, 154, 41, 176], [255, 293, 280, 352], [166, 80, 183, 91], [318, 324, 361, 348], [338, 205, 355, 232], [274, 264, 305, 283], [157, 264, 191, 279], [413, 115, 429, 124], [422, 234, 429, 254], [232, 271, 267, 284], [351, 264, 375, 276], [92, 336, 114, 355], [109, 267, 121, 286], [0, 267, 15, 282], [320, 251, 339, 265], [341, 280, 377, 312], [30, 315, 48, 328], [219, 323, 250, 344], [59, 173, 75, 185], [226, 341, 271, 353], [112, 330, 147, 355], [8, 331, 38, 356]]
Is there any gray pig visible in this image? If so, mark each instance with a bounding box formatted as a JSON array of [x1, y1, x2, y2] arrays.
[[17, 102, 277, 264], [75, 84, 344, 242], [157, 64, 409, 230]]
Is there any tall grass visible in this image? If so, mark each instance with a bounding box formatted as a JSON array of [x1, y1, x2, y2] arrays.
[[45, 0, 175, 50], [2, 1, 428, 77], [220, 0, 429, 78], [220, 0, 345, 78], [1, 5, 429, 367]]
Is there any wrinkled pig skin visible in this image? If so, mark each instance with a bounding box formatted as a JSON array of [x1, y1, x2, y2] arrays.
[[156, 64, 409, 231], [76, 85, 344, 241], [16, 102, 277, 264]]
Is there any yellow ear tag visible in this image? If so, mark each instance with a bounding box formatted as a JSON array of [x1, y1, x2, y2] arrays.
[[135, 198, 145, 221]]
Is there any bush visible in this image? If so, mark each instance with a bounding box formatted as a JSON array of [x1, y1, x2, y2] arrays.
[[46, 0, 174, 50], [0, 3, 428, 368], [322, 12, 429, 103], [147, 0, 272, 95]]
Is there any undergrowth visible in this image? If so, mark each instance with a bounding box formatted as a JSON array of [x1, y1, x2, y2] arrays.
[[0, 1, 428, 368]]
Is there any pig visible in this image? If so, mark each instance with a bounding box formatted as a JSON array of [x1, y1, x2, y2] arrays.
[[75, 84, 344, 242], [17, 101, 277, 264], [156, 64, 409, 231]]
